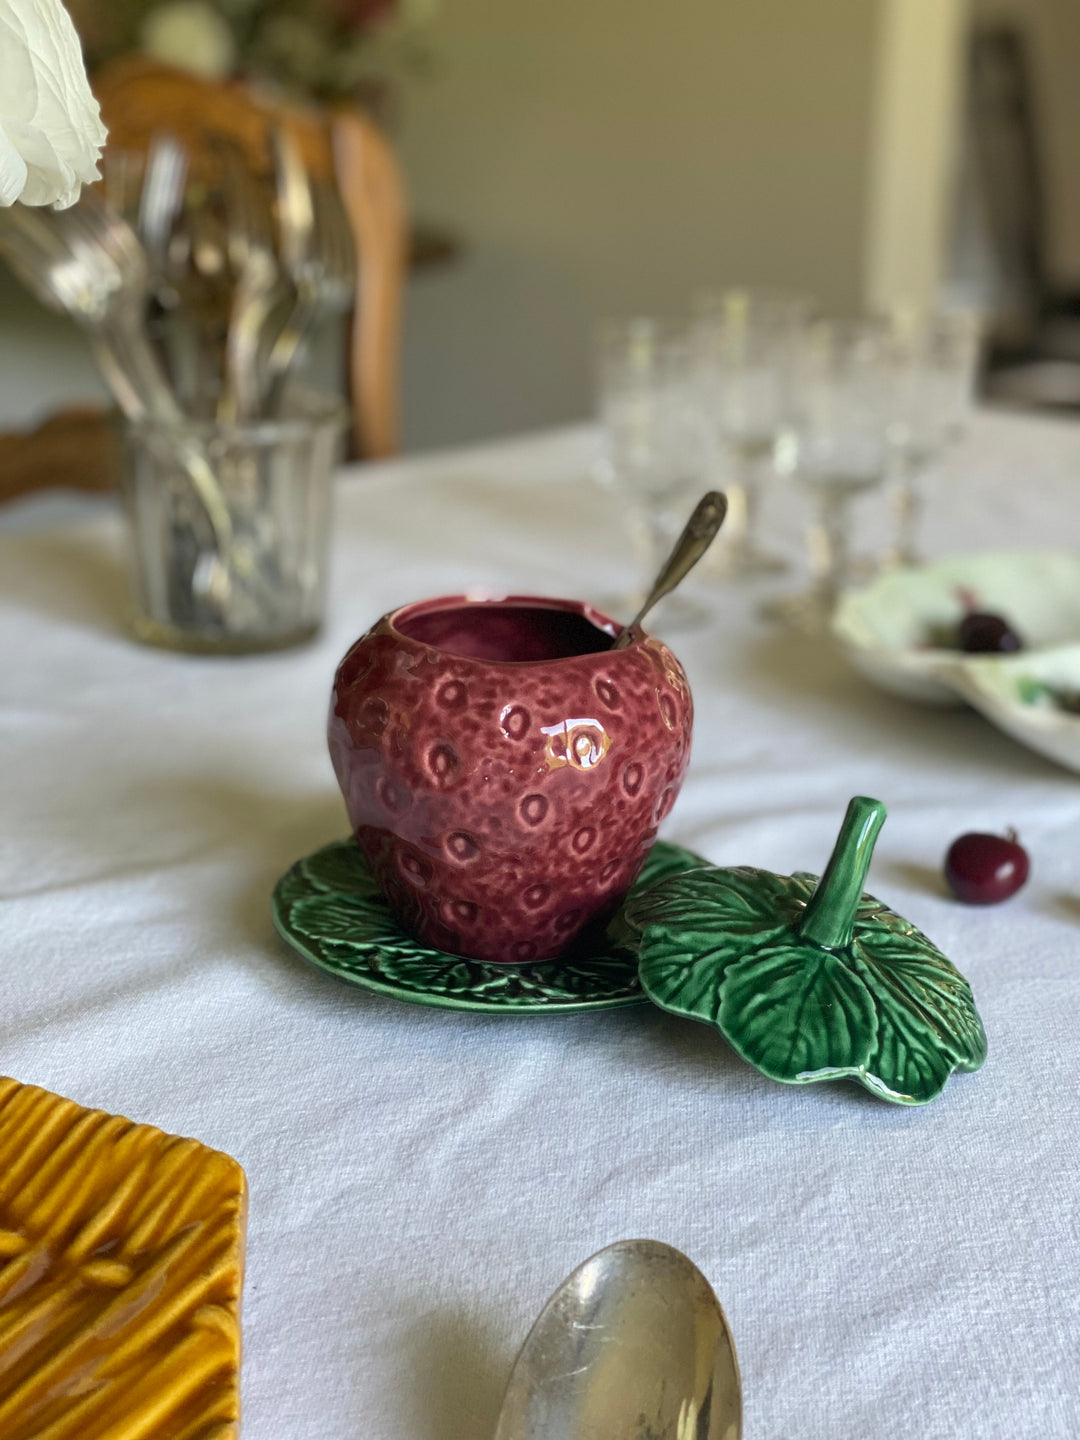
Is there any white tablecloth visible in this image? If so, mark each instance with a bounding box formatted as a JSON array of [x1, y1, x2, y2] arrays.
[[4, 411, 1080, 1440]]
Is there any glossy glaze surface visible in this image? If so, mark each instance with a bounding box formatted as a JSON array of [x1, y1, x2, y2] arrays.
[[328, 595, 693, 964], [945, 644, 1080, 774], [0, 1077, 246, 1440], [273, 835, 708, 1011], [631, 797, 987, 1105], [944, 830, 1030, 904]]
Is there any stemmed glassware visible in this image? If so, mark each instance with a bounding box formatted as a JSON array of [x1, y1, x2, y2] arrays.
[[765, 317, 896, 631], [592, 296, 974, 632], [884, 308, 981, 568], [691, 287, 812, 576], [595, 318, 715, 629]]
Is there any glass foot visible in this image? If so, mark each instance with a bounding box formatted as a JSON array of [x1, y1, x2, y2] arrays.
[[846, 555, 878, 585], [760, 588, 837, 634], [880, 544, 923, 573], [707, 535, 789, 580], [649, 591, 714, 634]]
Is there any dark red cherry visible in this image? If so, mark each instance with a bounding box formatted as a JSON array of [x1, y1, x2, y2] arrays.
[[957, 612, 1023, 654], [944, 829, 1029, 904]]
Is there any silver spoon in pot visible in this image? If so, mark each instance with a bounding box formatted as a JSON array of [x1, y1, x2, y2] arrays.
[[492, 1238, 742, 1440], [613, 491, 728, 648]]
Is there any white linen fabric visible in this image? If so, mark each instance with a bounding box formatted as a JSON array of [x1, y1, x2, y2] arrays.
[[3, 411, 1080, 1440]]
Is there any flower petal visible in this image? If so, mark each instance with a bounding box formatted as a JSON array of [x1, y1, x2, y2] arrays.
[[0, 0, 106, 208], [0, 122, 30, 206]]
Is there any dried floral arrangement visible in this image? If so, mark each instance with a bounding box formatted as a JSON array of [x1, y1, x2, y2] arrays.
[[69, 0, 435, 103]]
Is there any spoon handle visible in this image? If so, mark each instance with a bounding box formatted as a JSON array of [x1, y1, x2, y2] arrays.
[[614, 490, 728, 648]]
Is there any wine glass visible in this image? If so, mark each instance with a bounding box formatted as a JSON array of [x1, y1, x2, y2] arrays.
[[595, 317, 715, 629], [765, 318, 895, 631], [691, 287, 813, 577], [884, 308, 981, 568]]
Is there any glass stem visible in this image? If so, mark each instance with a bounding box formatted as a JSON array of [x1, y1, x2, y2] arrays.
[[808, 488, 852, 605], [631, 495, 668, 605], [730, 441, 774, 553], [735, 448, 760, 547], [890, 450, 922, 569]]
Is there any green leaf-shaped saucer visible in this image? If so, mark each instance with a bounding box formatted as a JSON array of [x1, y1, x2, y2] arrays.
[[629, 797, 987, 1104], [273, 837, 708, 1013]]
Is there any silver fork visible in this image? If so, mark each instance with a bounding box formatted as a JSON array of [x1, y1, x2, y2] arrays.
[[0, 201, 147, 420], [0, 193, 185, 433], [138, 133, 188, 289], [218, 141, 285, 421], [0, 194, 236, 578], [134, 134, 194, 395], [264, 126, 355, 414]]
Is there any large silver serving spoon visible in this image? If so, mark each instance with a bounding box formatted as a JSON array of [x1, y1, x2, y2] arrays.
[[613, 491, 728, 648], [492, 1239, 742, 1440]]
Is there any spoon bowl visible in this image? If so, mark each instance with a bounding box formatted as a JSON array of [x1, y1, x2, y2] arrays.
[[493, 1239, 741, 1440]]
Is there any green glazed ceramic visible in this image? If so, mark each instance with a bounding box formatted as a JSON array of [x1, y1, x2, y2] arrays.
[[629, 797, 987, 1105], [273, 836, 708, 1013]]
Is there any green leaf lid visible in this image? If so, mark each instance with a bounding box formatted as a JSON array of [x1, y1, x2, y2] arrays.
[[630, 797, 987, 1105]]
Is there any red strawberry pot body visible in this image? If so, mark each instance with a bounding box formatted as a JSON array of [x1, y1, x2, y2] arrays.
[[327, 594, 694, 964]]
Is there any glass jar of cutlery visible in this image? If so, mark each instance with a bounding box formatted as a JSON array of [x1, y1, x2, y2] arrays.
[[0, 126, 357, 653], [122, 392, 347, 653]]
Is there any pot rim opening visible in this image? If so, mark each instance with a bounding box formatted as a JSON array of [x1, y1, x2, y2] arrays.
[[386, 592, 646, 665]]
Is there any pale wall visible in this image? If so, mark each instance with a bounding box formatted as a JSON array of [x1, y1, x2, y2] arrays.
[[397, 0, 879, 449], [864, 0, 968, 315]]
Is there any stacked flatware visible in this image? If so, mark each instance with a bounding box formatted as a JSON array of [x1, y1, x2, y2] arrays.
[[0, 132, 355, 638], [0, 128, 355, 428]]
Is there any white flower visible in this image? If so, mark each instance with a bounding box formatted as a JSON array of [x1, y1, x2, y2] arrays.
[[140, 1, 236, 83], [0, 0, 107, 209]]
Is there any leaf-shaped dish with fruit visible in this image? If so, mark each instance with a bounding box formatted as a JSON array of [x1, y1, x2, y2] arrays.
[[945, 643, 1080, 775], [832, 551, 1080, 705], [630, 797, 987, 1105]]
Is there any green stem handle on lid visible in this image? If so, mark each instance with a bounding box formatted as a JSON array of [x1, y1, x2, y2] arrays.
[[799, 796, 888, 951]]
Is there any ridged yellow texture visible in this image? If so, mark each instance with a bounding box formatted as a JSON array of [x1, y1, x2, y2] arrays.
[[0, 1077, 247, 1440]]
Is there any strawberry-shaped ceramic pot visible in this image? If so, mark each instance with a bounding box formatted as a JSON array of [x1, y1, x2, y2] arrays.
[[327, 594, 693, 964]]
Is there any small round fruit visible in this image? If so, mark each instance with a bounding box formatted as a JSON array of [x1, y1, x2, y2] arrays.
[[944, 829, 1029, 904], [957, 612, 1023, 654]]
